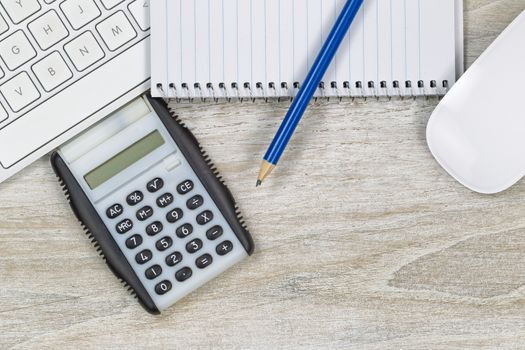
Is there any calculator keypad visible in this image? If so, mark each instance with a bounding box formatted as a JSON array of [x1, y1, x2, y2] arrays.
[[101, 172, 245, 302]]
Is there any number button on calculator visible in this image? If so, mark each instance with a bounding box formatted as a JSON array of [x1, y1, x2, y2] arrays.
[[146, 221, 163, 236], [145, 265, 162, 280], [155, 237, 173, 251], [176, 223, 193, 238], [165, 251, 183, 267], [186, 239, 203, 254], [135, 249, 153, 264], [125, 234, 143, 249], [166, 208, 183, 223], [155, 280, 172, 295]]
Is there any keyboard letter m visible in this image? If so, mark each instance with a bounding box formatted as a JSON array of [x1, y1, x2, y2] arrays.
[[111, 26, 123, 37]]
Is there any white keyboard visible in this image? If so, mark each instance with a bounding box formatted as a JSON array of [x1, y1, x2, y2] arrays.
[[0, 0, 150, 183]]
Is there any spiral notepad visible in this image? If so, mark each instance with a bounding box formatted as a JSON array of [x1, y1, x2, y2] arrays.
[[150, 0, 463, 100]]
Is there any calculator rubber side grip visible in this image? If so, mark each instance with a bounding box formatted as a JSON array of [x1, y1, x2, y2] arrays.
[[147, 95, 254, 255], [50, 153, 160, 315]]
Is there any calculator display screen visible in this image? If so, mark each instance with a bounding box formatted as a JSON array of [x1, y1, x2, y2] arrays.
[[84, 130, 165, 189]]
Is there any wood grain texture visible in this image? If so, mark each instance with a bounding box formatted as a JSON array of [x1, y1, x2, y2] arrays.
[[1, 1, 525, 349]]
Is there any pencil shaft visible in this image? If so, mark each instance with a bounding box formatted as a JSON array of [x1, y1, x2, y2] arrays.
[[263, 0, 364, 165]]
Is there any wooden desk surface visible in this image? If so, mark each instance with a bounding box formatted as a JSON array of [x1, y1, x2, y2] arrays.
[[1, 1, 525, 349]]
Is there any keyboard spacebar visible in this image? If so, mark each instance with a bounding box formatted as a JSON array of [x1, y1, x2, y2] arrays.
[[0, 38, 149, 168]]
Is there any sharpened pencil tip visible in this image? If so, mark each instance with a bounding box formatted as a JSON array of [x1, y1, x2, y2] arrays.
[[256, 180, 262, 187]]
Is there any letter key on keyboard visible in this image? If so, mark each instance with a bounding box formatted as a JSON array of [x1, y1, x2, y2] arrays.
[[28, 10, 69, 50], [60, 0, 101, 30], [96, 11, 136, 51], [0, 0, 41, 24], [0, 31, 37, 70], [32, 52, 73, 92], [64, 31, 105, 71], [0, 72, 40, 112]]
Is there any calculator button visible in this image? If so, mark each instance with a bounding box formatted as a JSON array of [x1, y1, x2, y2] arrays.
[[146, 177, 164, 193], [166, 208, 183, 223], [216, 240, 233, 256], [155, 280, 172, 295], [126, 190, 144, 206], [176, 223, 193, 238], [156, 193, 174, 208], [125, 234, 143, 249], [106, 203, 123, 219], [115, 218, 133, 234], [136, 205, 153, 221], [177, 180, 194, 195], [186, 195, 203, 210], [196, 254, 213, 269], [155, 236, 173, 252], [175, 267, 193, 282], [165, 251, 183, 267], [186, 239, 203, 254], [206, 225, 223, 240], [135, 249, 152, 264], [196, 210, 213, 225], [145, 221, 163, 236], [145, 264, 162, 280]]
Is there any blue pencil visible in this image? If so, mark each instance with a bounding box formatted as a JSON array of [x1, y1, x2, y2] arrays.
[[257, 0, 364, 186]]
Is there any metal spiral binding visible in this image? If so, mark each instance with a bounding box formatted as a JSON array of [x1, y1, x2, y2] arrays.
[[156, 79, 449, 102]]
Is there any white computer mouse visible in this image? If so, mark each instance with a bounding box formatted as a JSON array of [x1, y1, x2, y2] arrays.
[[426, 10, 525, 194]]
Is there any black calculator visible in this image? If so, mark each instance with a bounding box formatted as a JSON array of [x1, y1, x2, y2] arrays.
[[51, 94, 253, 314]]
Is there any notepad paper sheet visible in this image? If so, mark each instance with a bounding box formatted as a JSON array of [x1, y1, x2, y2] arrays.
[[150, 0, 463, 99]]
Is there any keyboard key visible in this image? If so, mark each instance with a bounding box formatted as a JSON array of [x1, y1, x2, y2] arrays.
[[100, 0, 123, 10], [125, 234, 142, 249], [186, 195, 203, 210], [115, 218, 133, 234], [196, 254, 213, 269], [64, 31, 105, 72], [196, 210, 213, 225], [145, 264, 162, 280], [106, 203, 123, 219], [175, 267, 192, 282], [165, 251, 183, 267], [216, 240, 233, 256], [135, 249, 152, 264], [0, 72, 40, 112], [0, 13, 9, 35], [136, 205, 153, 221], [145, 221, 163, 236], [156, 192, 173, 208], [0, 0, 41, 24], [32, 51, 73, 92], [60, 0, 100, 30], [155, 236, 172, 252], [0, 30, 36, 71], [177, 180, 194, 195], [176, 223, 193, 238], [146, 177, 163, 193], [96, 11, 136, 51], [125, 190, 143, 206], [166, 208, 183, 223], [128, 0, 150, 31], [28, 10, 69, 50], [186, 239, 203, 254], [206, 225, 223, 241], [155, 280, 171, 295]]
